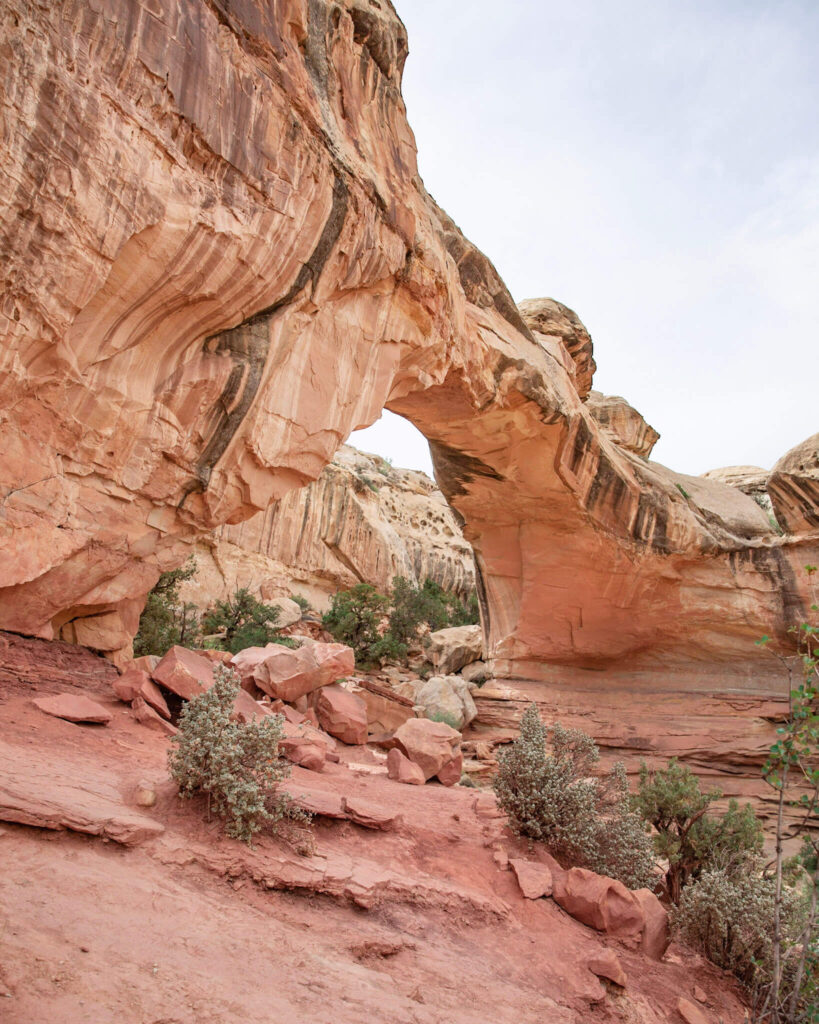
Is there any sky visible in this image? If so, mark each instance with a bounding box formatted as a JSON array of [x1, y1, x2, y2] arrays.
[[350, 0, 819, 481]]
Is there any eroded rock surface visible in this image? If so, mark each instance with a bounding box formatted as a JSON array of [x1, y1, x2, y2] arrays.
[[180, 446, 476, 612], [768, 433, 819, 536], [0, 1, 817, 721]]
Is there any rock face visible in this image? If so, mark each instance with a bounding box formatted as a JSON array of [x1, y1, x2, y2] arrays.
[[0, 0, 817, 711], [180, 446, 476, 612], [768, 433, 819, 536], [585, 392, 659, 458]]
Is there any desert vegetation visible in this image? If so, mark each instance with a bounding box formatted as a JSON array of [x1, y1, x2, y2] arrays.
[[322, 575, 479, 668], [168, 664, 310, 844], [495, 692, 818, 1022], [134, 563, 296, 657]]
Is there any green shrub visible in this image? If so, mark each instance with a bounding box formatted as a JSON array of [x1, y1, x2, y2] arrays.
[[168, 665, 308, 843], [200, 588, 298, 654], [322, 583, 393, 666], [133, 557, 199, 658], [323, 577, 479, 668], [387, 576, 479, 646], [290, 593, 310, 612], [493, 706, 654, 889], [633, 758, 763, 902], [674, 868, 804, 989]]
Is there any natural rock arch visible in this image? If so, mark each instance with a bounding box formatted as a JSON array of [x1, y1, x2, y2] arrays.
[[1, 0, 816, 707]]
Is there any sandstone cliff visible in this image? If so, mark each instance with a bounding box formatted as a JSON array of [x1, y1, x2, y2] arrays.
[[1, 0, 816, 699], [179, 445, 475, 611]]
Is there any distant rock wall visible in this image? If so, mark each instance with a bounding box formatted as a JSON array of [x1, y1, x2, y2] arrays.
[[180, 445, 475, 611]]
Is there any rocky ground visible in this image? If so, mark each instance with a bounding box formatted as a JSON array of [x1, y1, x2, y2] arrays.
[[0, 633, 749, 1024]]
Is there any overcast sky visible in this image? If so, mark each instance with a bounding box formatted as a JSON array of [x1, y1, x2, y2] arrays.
[[351, 0, 819, 480]]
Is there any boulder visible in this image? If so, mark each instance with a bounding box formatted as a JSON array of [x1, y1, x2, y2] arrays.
[[586, 390, 659, 457], [386, 748, 425, 786], [230, 688, 273, 725], [278, 720, 336, 772], [152, 646, 214, 700], [231, 642, 354, 702], [130, 697, 177, 735], [268, 597, 303, 628], [587, 949, 627, 988], [426, 625, 483, 675], [33, 694, 112, 725], [316, 685, 368, 745], [677, 997, 710, 1024], [768, 431, 819, 535], [112, 669, 170, 719], [393, 718, 462, 784], [354, 681, 416, 736], [414, 674, 477, 730], [132, 655, 159, 675], [553, 868, 644, 941], [509, 859, 553, 899], [460, 661, 490, 685], [435, 748, 463, 787], [633, 887, 670, 960]]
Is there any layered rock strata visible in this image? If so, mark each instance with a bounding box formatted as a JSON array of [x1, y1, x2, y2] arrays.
[[0, 0, 816, 703], [179, 446, 475, 611]]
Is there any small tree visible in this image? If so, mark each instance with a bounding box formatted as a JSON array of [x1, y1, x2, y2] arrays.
[[200, 588, 296, 654], [322, 583, 397, 665], [753, 565, 819, 1023], [633, 759, 763, 903], [168, 665, 307, 843], [493, 705, 654, 889], [134, 557, 199, 657]]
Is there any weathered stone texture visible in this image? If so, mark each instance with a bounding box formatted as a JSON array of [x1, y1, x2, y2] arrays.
[[0, 0, 816, 704]]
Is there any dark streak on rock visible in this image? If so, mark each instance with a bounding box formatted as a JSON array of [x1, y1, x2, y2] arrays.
[[190, 173, 349, 489], [429, 441, 503, 501]]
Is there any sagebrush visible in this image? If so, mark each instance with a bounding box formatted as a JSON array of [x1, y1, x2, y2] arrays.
[[493, 705, 655, 889], [168, 665, 309, 843]]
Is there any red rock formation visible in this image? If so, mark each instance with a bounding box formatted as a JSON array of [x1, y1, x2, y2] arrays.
[[178, 445, 476, 612], [768, 433, 819, 536], [1, 0, 817, 720]]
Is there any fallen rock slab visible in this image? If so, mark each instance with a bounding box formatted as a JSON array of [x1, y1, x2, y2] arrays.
[[113, 668, 170, 719], [152, 646, 214, 700], [510, 859, 553, 899], [316, 685, 368, 745], [386, 747, 425, 785], [342, 796, 401, 831], [354, 679, 415, 735], [0, 739, 163, 846], [587, 949, 627, 988], [677, 996, 711, 1024], [230, 688, 273, 724], [130, 696, 177, 735], [231, 642, 354, 702], [33, 694, 112, 725], [553, 868, 644, 942], [393, 717, 462, 784], [427, 625, 483, 675], [633, 886, 670, 960]]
